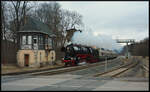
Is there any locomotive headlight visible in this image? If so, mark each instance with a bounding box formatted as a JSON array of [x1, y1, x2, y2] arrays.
[[62, 58, 64, 60], [71, 58, 73, 60]]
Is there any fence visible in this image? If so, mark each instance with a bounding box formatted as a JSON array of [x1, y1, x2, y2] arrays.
[[1, 40, 18, 65]]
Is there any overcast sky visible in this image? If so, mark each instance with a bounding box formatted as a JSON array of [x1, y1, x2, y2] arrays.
[[59, 1, 149, 43]]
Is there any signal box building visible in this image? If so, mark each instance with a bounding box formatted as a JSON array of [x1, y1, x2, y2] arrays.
[[17, 17, 56, 67]]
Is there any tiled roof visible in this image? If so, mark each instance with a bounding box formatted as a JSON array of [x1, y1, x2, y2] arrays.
[[19, 16, 55, 37]]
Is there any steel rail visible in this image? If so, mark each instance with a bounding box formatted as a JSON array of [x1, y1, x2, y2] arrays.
[[2, 60, 108, 76], [142, 65, 149, 72], [2, 66, 65, 76], [31, 62, 106, 76], [111, 60, 139, 77], [2, 57, 120, 76], [93, 59, 138, 77], [30, 58, 119, 76]]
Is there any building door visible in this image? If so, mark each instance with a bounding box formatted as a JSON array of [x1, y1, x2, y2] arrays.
[[25, 54, 29, 66]]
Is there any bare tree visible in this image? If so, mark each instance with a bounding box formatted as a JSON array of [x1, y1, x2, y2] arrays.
[[33, 2, 83, 48], [31, 2, 83, 61], [60, 10, 83, 46], [1, 2, 8, 64], [1, 2, 8, 41], [121, 37, 149, 57], [8, 1, 32, 47], [33, 2, 62, 48]]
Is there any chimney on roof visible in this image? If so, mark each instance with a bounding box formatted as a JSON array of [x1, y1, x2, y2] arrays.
[[23, 15, 27, 26]]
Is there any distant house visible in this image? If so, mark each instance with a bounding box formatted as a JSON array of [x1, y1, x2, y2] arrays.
[[17, 16, 56, 67]]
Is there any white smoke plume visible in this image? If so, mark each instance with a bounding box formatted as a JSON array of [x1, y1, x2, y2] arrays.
[[71, 28, 122, 50]]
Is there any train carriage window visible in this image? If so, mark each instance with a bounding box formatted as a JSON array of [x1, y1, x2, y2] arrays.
[[101, 48, 104, 50]]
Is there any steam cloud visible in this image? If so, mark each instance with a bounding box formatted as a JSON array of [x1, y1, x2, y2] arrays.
[[71, 28, 122, 50]]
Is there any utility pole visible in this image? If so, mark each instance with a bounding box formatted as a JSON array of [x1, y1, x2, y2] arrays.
[[105, 57, 107, 72], [116, 39, 135, 59]]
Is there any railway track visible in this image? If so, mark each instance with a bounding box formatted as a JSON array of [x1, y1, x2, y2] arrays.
[[31, 62, 106, 76], [2, 58, 122, 84], [1, 59, 110, 76], [141, 64, 149, 72], [2, 66, 66, 76], [2, 57, 125, 77], [30, 57, 121, 76], [93, 58, 139, 78]]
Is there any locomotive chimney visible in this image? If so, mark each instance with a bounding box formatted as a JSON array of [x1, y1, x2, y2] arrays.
[[92, 46, 97, 49]]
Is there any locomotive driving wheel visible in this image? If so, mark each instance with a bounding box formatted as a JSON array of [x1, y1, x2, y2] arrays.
[[78, 58, 87, 65], [82, 59, 87, 63], [74, 57, 80, 66], [65, 62, 68, 66]]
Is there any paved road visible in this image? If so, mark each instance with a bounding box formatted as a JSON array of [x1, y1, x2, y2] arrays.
[[2, 74, 149, 91]]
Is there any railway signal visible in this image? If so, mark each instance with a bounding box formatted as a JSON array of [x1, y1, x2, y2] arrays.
[[116, 39, 135, 59]]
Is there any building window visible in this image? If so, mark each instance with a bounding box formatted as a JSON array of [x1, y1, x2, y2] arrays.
[[45, 37, 48, 45], [33, 38, 37, 44], [48, 37, 52, 46], [39, 35, 44, 49], [32, 35, 38, 50], [22, 36, 26, 45], [39, 35, 43, 45], [33, 35, 38, 44], [22, 35, 32, 45], [28, 36, 32, 44]]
